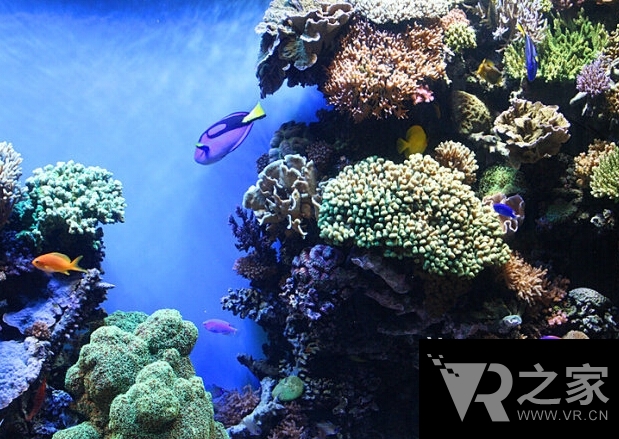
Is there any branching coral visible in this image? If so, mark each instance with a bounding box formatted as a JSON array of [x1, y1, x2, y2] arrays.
[[493, 98, 571, 167], [255, 0, 353, 97], [318, 155, 511, 278], [498, 252, 568, 307], [321, 18, 446, 122], [243, 154, 321, 237], [350, 0, 452, 24], [503, 10, 607, 81], [0, 141, 23, 230], [15, 160, 125, 251], [573, 139, 616, 188], [590, 146, 619, 201], [433, 140, 479, 185]]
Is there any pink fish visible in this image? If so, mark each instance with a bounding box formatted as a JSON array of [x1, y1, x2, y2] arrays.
[[203, 319, 238, 335]]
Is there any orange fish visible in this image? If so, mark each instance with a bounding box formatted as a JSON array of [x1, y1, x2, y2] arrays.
[[25, 376, 47, 422], [32, 252, 87, 275]]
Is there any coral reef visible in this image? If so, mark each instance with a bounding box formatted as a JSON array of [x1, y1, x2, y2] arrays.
[[493, 98, 571, 167], [15, 160, 125, 252], [482, 193, 525, 235], [53, 309, 227, 439], [243, 154, 321, 237], [1, 270, 111, 412], [318, 155, 510, 278], [450, 90, 492, 136], [590, 146, 619, 201], [255, 0, 353, 96], [576, 58, 613, 97], [321, 18, 446, 122], [558, 288, 619, 338], [0, 141, 23, 230], [350, 0, 452, 24], [433, 140, 479, 185], [477, 165, 526, 198]]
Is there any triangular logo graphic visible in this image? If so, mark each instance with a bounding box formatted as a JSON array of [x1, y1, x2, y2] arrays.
[[440, 363, 487, 421]]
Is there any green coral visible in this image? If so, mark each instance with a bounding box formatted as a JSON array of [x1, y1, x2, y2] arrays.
[[52, 422, 101, 439], [590, 146, 619, 202], [503, 11, 608, 82], [16, 160, 125, 250], [444, 23, 477, 54], [54, 309, 226, 439], [318, 155, 511, 278], [272, 375, 304, 401], [477, 166, 526, 198], [108, 361, 227, 439]]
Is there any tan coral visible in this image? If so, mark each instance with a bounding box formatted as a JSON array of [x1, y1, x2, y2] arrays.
[[255, 1, 353, 97], [322, 18, 446, 122], [433, 140, 479, 185], [493, 98, 571, 167], [450, 90, 492, 136], [573, 139, 616, 188], [243, 154, 321, 237]]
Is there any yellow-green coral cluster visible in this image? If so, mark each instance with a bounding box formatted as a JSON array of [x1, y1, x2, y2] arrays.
[[243, 154, 321, 237], [0, 141, 23, 229], [444, 22, 477, 54], [503, 11, 608, 82], [590, 146, 619, 201], [16, 160, 125, 249], [318, 155, 511, 278]]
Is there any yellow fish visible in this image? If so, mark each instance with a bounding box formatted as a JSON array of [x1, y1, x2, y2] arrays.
[[32, 252, 87, 275], [476, 58, 503, 85], [396, 125, 427, 157]]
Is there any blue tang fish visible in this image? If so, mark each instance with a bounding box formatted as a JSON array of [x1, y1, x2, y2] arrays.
[[194, 102, 266, 165], [492, 202, 517, 218], [517, 23, 538, 82]]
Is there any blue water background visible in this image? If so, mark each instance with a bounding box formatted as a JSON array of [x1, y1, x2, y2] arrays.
[[0, 0, 326, 389]]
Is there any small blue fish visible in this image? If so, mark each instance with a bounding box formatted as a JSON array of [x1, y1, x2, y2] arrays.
[[194, 102, 266, 165], [517, 23, 538, 82], [493, 202, 517, 218]]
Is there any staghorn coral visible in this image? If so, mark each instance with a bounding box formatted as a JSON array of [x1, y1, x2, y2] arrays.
[[322, 18, 446, 122], [590, 146, 619, 201], [255, 0, 353, 97], [0, 141, 23, 230], [493, 98, 571, 167], [350, 0, 452, 24], [504, 10, 607, 82], [318, 155, 511, 278], [15, 160, 125, 251], [433, 140, 479, 185], [243, 154, 321, 237]]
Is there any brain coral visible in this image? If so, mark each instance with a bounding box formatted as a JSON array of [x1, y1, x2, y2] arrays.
[[255, 0, 353, 97], [318, 155, 511, 278], [243, 154, 321, 237], [493, 99, 571, 167], [16, 160, 125, 250], [450, 90, 492, 136], [322, 18, 446, 122]]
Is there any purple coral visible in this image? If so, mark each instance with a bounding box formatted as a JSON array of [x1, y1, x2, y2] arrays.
[[576, 59, 612, 97], [281, 245, 346, 321]]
